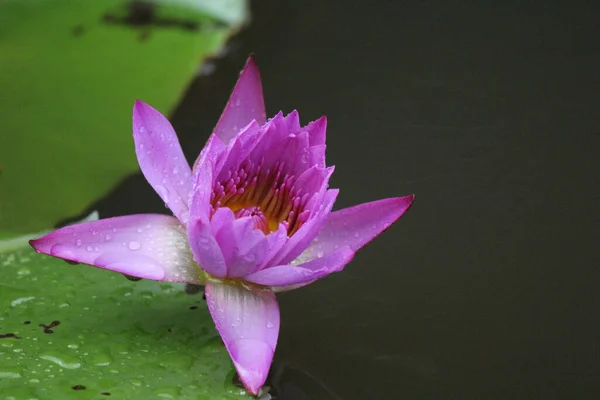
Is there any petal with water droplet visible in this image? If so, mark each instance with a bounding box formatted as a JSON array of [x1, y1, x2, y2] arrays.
[[133, 101, 193, 225], [205, 281, 279, 396], [299, 195, 414, 262], [245, 246, 354, 288], [29, 214, 204, 283], [187, 218, 227, 279], [212, 57, 266, 145], [271, 188, 338, 266], [213, 214, 286, 279]]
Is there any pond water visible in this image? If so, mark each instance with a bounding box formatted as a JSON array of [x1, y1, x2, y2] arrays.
[[94, 1, 599, 398]]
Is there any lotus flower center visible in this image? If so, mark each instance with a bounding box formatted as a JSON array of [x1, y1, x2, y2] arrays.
[[211, 160, 310, 236]]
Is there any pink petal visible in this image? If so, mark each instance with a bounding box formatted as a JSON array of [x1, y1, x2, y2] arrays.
[[280, 131, 310, 176], [189, 150, 214, 224], [29, 215, 204, 283], [213, 57, 266, 145], [305, 115, 327, 147], [301, 195, 415, 261], [133, 101, 193, 225], [208, 208, 287, 277], [192, 133, 226, 175], [245, 112, 286, 165], [259, 129, 310, 178], [187, 135, 229, 278], [214, 216, 269, 278], [187, 218, 227, 278], [205, 281, 279, 396], [271, 188, 338, 266], [283, 110, 301, 132], [209, 207, 236, 237], [259, 224, 289, 270], [293, 165, 333, 199], [216, 120, 263, 182], [245, 246, 354, 287], [309, 144, 326, 169]]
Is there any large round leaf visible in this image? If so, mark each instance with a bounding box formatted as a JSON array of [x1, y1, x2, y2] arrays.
[[0, 235, 254, 399], [0, 0, 247, 234]]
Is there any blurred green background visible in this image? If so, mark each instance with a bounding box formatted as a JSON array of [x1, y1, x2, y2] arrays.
[[0, 0, 247, 235]]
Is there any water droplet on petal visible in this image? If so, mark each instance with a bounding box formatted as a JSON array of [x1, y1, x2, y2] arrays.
[[154, 185, 169, 202], [128, 241, 141, 251], [266, 321, 274, 329], [75, 239, 82, 247], [85, 246, 93, 252]]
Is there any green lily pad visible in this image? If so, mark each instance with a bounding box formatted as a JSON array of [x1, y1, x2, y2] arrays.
[[0, 236, 253, 399], [0, 0, 247, 235]]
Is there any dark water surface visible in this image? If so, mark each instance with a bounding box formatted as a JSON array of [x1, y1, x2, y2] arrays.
[[96, 1, 599, 398]]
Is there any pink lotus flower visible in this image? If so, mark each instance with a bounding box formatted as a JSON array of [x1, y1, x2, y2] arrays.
[[30, 57, 414, 396]]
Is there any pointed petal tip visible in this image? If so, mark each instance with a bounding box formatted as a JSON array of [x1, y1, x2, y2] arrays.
[[29, 235, 52, 255], [205, 282, 278, 397], [398, 193, 416, 211], [242, 54, 259, 73], [213, 55, 266, 143], [132, 100, 162, 121], [233, 340, 272, 395], [314, 115, 327, 125], [239, 55, 261, 83], [25, 215, 203, 283], [241, 378, 264, 396], [28, 238, 42, 253], [305, 115, 328, 146], [372, 194, 415, 224], [131, 98, 193, 225], [303, 194, 415, 260], [133, 99, 149, 114]]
